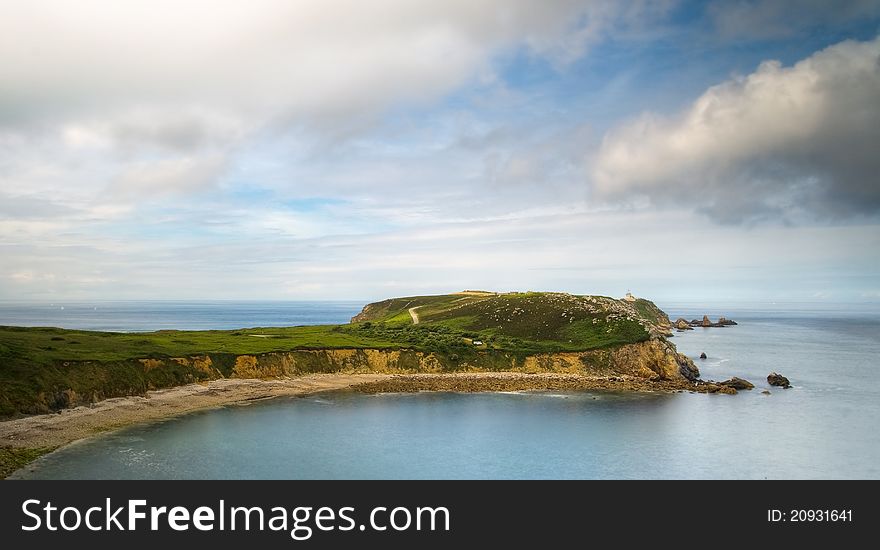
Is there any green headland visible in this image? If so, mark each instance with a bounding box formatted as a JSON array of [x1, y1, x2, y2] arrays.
[[0, 291, 680, 418]]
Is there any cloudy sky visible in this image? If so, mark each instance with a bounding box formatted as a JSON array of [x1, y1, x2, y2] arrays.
[[1, 0, 879, 303]]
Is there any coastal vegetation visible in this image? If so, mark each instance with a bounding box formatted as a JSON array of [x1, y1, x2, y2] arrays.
[[349, 291, 655, 353], [0, 446, 55, 479], [0, 291, 677, 418]]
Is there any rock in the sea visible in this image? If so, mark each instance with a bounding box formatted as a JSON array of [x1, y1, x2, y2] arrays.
[[687, 315, 738, 327], [767, 372, 791, 388], [675, 318, 693, 330], [701, 383, 737, 394], [761, 390, 771, 395], [699, 352, 707, 359], [720, 377, 754, 390]]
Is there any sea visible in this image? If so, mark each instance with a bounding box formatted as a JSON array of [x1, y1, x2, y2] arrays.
[[4, 300, 879, 480]]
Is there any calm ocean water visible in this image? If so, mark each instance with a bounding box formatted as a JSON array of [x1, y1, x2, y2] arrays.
[[7, 301, 880, 479], [0, 301, 364, 331]]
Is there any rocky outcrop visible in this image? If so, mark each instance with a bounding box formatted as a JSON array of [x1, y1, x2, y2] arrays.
[[517, 339, 699, 382], [674, 318, 693, 330], [677, 354, 701, 381], [355, 374, 730, 395], [350, 302, 386, 323], [228, 349, 447, 377], [686, 315, 738, 328], [699, 352, 707, 359], [767, 372, 791, 388], [720, 377, 754, 390], [222, 339, 701, 384], [692, 382, 738, 394]]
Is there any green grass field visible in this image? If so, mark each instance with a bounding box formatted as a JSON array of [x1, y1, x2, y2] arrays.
[[0, 291, 669, 417]]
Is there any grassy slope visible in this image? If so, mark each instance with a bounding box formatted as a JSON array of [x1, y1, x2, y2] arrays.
[[346, 291, 655, 355], [0, 292, 664, 417]]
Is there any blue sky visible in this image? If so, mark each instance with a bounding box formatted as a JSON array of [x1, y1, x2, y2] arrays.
[[1, 0, 879, 303]]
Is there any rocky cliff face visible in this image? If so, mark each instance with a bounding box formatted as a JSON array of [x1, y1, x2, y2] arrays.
[[53, 339, 699, 412], [26, 338, 698, 414], [222, 339, 698, 381]]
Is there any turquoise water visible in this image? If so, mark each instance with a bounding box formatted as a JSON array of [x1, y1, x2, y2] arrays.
[[9, 303, 880, 479]]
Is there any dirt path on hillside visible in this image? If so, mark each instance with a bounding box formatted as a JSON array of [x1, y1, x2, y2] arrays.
[[408, 306, 421, 324]]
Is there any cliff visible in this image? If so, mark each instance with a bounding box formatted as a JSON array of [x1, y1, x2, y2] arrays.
[[0, 291, 703, 417], [5, 338, 700, 415], [158, 338, 698, 382]]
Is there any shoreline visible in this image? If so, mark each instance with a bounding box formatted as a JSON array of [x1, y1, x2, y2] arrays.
[[351, 372, 717, 394], [0, 374, 388, 478], [0, 372, 727, 478]]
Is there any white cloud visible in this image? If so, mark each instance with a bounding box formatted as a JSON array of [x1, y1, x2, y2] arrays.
[[0, 0, 631, 131], [593, 36, 880, 222], [112, 155, 227, 198], [0, 0, 652, 210]]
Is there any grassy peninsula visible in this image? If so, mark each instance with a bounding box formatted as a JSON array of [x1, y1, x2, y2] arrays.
[[0, 291, 677, 418]]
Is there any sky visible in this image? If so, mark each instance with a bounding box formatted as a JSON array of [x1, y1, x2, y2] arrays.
[[1, 0, 879, 303]]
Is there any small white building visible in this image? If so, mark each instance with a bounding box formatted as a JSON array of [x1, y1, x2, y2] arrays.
[[473, 340, 484, 346], [623, 292, 636, 302]]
